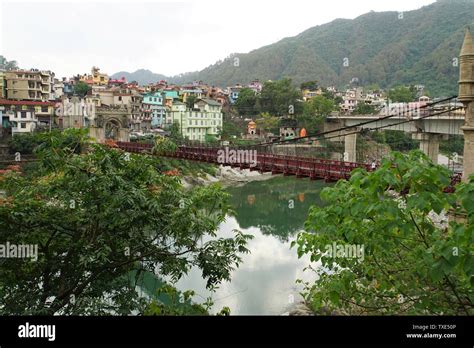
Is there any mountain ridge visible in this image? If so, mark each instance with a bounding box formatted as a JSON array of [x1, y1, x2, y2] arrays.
[[112, 0, 474, 96]]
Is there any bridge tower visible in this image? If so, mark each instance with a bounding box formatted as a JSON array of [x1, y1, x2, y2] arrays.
[[459, 28, 474, 181]]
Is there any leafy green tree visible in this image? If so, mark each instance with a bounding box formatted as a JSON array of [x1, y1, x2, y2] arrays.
[[152, 136, 178, 155], [186, 95, 197, 109], [300, 81, 319, 91], [8, 129, 84, 155], [218, 118, 244, 141], [204, 134, 219, 145], [0, 130, 252, 315], [303, 95, 335, 118], [256, 112, 280, 134], [73, 81, 91, 97], [0, 55, 18, 71], [259, 78, 302, 116], [169, 121, 183, 143], [440, 135, 464, 156], [366, 83, 381, 92], [370, 130, 419, 152], [234, 88, 257, 116], [295, 151, 474, 315], [144, 284, 231, 315], [353, 103, 377, 115], [298, 96, 335, 132], [387, 86, 417, 103]]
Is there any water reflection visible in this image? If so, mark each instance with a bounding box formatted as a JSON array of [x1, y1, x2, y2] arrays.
[[227, 177, 325, 241], [173, 176, 329, 315]]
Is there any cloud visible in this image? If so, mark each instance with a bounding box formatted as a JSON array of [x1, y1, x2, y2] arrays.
[[1, 0, 435, 78]]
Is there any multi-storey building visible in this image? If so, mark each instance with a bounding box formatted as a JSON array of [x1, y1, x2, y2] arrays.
[[162, 90, 179, 107], [5, 70, 55, 101], [63, 79, 74, 96], [179, 86, 203, 103], [0, 72, 5, 99], [0, 99, 56, 134], [167, 98, 222, 141], [57, 96, 92, 129], [143, 92, 166, 129], [248, 80, 263, 94], [80, 66, 109, 86], [228, 85, 242, 104], [53, 78, 64, 99], [130, 93, 144, 131], [302, 88, 322, 101]]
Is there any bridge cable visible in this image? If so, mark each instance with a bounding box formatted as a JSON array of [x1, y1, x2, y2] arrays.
[[254, 96, 457, 147]]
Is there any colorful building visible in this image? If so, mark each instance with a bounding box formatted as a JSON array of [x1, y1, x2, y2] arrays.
[[302, 88, 322, 101], [228, 85, 242, 104], [143, 91, 166, 129], [0, 99, 56, 134], [80, 66, 109, 86], [167, 98, 223, 141], [179, 87, 203, 103]]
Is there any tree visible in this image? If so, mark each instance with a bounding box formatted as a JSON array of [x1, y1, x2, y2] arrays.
[[73, 81, 91, 97], [300, 81, 319, 91], [234, 88, 257, 116], [256, 112, 280, 134], [303, 95, 335, 118], [0, 55, 18, 71], [186, 95, 197, 109], [0, 129, 252, 315], [204, 134, 219, 145], [353, 103, 377, 115], [259, 78, 302, 116], [218, 117, 244, 141], [8, 129, 84, 155], [387, 86, 417, 103], [169, 121, 183, 143], [297, 96, 334, 133], [152, 136, 178, 155], [295, 151, 474, 315]]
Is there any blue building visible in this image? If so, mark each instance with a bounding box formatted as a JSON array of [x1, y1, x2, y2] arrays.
[[228, 86, 242, 104], [143, 92, 166, 128]]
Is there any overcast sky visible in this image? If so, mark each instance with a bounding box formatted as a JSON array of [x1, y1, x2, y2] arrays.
[[0, 0, 436, 78]]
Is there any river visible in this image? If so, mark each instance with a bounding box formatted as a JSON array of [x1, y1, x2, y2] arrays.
[[173, 176, 329, 315]]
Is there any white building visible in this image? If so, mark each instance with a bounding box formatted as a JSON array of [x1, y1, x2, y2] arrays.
[[166, 98, 223, 141], [9, 110, 37, 134]]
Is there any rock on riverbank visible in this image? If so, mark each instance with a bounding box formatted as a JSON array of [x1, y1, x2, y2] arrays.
[[181, 165, 275, 189]]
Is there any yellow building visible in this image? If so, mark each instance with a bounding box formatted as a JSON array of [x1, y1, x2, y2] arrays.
[[302, 88, 322, 101], [80, 66, 109, 86]]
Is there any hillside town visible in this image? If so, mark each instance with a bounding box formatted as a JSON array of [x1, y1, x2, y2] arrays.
[[0, 63, 444, 144]]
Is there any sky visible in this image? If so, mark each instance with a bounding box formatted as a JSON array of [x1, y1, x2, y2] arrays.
[[0, 0, 436, 78]]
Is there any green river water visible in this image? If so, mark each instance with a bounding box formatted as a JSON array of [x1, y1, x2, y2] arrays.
[[172, 176, 329, 315]]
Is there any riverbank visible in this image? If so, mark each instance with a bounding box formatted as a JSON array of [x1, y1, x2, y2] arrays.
[[181, 165, 276, 189]]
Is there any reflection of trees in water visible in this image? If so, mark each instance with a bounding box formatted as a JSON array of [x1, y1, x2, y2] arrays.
[[227, 177, 327, 241]]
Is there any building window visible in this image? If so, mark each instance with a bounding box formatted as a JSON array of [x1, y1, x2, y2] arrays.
[[21, 123, 26, 129], [41, 106, 48, 112], [20, 112, 27, 119]]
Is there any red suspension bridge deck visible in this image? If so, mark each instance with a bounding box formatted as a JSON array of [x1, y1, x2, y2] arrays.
[[116, 141, 374, 182]]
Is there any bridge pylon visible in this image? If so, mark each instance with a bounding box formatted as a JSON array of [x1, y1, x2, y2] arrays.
[[459, 27, 474, 181]]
